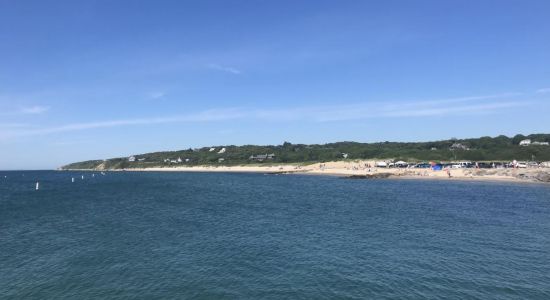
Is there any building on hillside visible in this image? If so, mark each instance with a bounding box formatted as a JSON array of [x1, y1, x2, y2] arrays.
[[519, 139, 531, 146], [218, 158, 225, 163], [218, 148, 226, 154], [128, 156, 136, 162], [249, 153, 275, 162], [518, 139, 548, 146], [342, 153, 349, 159], [449, 143, 470, 150], [209, 148, 216, 152]]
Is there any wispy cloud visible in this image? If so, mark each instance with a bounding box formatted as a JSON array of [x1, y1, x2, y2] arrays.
[[378, 102, 524, 118], [20, 105, 50, 114], [536, 88, 550, 94], [51, 140, 94, 146], [0, 123, 30, 128], [1, 108, 245, 139], [382, 93, 521, 110], [250, 101, 525, 122], [0, 105, 50, 116], [251, 93, 525, 122], [149, 92, 166, 99], [207, 63, 242, 75], [1, 93, 528, 140]]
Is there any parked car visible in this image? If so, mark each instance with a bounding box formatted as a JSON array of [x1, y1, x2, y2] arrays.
[[413, 163, 431, 169], [477, 162, 493, 169], [451, 161, 472, 168], [516, 162, 528, 168], [527, 161, 539, 168]]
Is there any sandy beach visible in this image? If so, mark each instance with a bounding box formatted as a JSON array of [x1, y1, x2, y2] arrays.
[[83, 160, 550, 183]]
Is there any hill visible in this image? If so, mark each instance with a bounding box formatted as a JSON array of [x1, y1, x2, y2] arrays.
[[60, 134, 550, 170]]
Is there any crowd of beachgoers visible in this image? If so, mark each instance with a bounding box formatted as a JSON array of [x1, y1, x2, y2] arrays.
[[78, 159, 550, 183]]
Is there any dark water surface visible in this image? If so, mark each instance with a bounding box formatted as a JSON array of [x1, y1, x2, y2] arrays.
[[1, 171, 549, 299]]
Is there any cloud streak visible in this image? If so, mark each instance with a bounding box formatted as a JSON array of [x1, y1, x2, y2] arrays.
[[536, 88, 550, 94], [0, 105, 50, 116], [149, 92, 166, 99], [1, 93, 528, 140], [20, 105, 50, 114], [1, 108, 245, 139], [382, 93, 521, 110], [0, 123, 30, 128], [207, 63, 242, 74]]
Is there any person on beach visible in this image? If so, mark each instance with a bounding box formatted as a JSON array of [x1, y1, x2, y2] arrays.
[[446, 168, 451, 178]]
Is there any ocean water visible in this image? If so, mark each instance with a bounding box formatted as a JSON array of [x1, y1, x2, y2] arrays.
[[1, 171, 549, 299]]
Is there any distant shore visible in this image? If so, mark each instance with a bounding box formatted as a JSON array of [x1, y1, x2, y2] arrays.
[[61, 160, 550, 184]]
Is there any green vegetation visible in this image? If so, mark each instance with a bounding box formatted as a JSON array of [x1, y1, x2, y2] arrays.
[[61, 134, 550, 170]]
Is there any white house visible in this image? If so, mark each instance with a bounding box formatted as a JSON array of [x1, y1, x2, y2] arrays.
[[519, 139, 531, 146], [128, 156, 136, 162], [209, 148, 216, 152], [532, 141, 549, 146], [218, 148, 226, 154], [249, 153, 275, 161], [450, 143, 469, 150], [342, 153, 349, 159], [177, 157, 182, 163]]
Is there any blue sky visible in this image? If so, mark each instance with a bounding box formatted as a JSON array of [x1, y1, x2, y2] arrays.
[[1, 0, 549, 169]]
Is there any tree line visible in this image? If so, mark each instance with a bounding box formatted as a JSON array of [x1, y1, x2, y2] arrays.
[[61, 134, 550, 169]]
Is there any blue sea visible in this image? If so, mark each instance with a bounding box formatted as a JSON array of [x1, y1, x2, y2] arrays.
[[1, 171, 549, 299]]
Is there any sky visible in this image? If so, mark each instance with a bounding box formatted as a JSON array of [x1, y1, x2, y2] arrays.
[[1, 0, 549, 169]]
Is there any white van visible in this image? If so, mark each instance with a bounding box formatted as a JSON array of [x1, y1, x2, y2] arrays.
[[451, 161, 471, 168]]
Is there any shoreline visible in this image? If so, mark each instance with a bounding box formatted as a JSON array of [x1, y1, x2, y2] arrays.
[[60, 161, 550, 184]]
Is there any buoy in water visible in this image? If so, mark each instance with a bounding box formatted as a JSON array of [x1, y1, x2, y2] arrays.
[[35, 182, 40, 190], [72, 177, 75, 183], [81, 175, 84, 180]]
